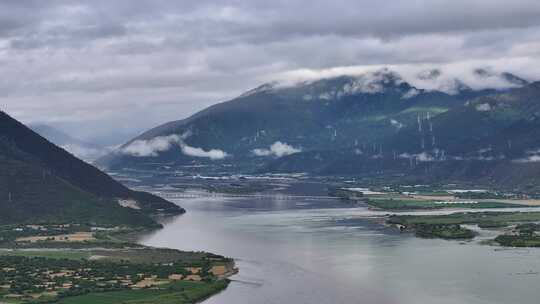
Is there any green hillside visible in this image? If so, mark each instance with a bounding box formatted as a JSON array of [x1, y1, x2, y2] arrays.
[[98, 70, 489, 169], [97, 69, 540, 188], [0, 111, 184, 226]]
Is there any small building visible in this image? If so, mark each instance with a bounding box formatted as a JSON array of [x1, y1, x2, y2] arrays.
[[184, 267, 201, 274], [133, 279, 157, 289], [209, 265, 227, 276], [184, 275, 202, 281], [61, 283, 73, 289], [168, 274, 183, 281]]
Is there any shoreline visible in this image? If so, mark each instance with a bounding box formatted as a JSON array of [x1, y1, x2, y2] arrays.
[[386, 211, 540, 246], [0, 220, 237, 304]]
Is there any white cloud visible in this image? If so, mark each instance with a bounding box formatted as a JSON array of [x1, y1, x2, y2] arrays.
[[253, 141, 302, 157], [61, 143, 114, 162], [512, 149, 540, 163], [2, 0, 540, 142], [120, 133, 228, 160], [399, 152, 435, 162], [514, 155, 540, 163], [341, 70, 402, 95], [252, 149, 271, 156], [475, 103, 492, 111], [180, 145, 229, 160], [390, 119, 404, 129], [401, 88, 419, 99], [121, 134, 181, 157], [275, 59, 536, 95]]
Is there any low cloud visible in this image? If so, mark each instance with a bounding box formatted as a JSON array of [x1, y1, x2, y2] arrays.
[[277, 62, 534, 95], [253, 141, 302, 157], [399, 152, 435, 162], [4, 1, 540, 140], [181, 145, 229, 160], [62, 144, 114, 162], [475, 103, 492, 111], [120, 133, 228, 160], [512, 149, 540, 163], [121, 134, 181, 157], [514, 155, 540, 163], [390, 119, 404, 129]]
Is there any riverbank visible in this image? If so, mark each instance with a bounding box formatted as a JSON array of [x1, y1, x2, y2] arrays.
[[0, 223, 236, 303], [334, 185, 540, 210], [137, 192, 540, 304], [388, 211, 540, 246]]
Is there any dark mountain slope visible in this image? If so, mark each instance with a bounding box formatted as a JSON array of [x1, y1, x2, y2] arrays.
[[264, 82, 540, 187], [0, 158, 158, 226], [96, 68, 534, 190], [0, 111, 183, 225], [383, 81, 540, 156], [99, 69, 499, 170]]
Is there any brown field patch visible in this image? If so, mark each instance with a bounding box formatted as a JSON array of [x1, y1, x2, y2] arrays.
[[16, 232, 95, 243]]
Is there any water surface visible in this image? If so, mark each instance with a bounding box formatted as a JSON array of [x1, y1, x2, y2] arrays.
[[140, 193, 540, 304]]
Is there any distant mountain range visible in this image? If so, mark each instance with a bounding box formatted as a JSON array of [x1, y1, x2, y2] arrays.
[[0, 111, 184, 226], [30, 124, 110, 162], [97, 67, 540, 187]]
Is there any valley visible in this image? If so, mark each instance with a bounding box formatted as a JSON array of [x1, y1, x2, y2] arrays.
[[96, 70, 540, 191], [3, 107, 540, 302], [4, 2, 540, 304], [0, 112, 236, 303], [111, 168, 540, 247], [131, 175, 540, 304]]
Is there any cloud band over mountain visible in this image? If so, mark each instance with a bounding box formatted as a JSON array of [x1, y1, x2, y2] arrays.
[[2, 1, 540, 143], [120, 134, 228, 160]]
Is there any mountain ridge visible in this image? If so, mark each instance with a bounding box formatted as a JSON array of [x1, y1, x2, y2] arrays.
[[96, 68, 538, 188], [263, 81, 540, 187], [0, 111, 184, 226]]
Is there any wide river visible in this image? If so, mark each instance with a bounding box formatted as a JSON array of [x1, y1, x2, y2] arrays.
[[138, 187, 540, 304]]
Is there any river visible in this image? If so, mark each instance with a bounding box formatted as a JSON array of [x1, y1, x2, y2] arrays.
[[138, 188, 540, 304]]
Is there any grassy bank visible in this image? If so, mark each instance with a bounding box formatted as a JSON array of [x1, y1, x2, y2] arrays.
[[368, 199, 525, 210], [0, 224, 236, 303], [388, 211, 540, 226], [389, 211, 540, 245], [494, 235, 540, 247], [58, 280, 229, 304], [413, 224, 475, 239]]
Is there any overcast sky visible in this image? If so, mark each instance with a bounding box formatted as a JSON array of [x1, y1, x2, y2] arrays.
[[2, 0, 540, 143]]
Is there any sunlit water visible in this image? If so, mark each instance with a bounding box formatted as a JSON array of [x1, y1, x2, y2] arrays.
[[139, 194, 540, 304]]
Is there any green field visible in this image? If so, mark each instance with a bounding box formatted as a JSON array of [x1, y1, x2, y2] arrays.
[[494, 235, 540, 247], [389, 211, 540, 226], [414, 224, 475, 239], [0, 247, 228, 265], [1, 252, 233, 304], [0, 249, 90, 260], [387, 211, 540, 246], [367, 199, 526, 210], [58, 280, 229, 304]]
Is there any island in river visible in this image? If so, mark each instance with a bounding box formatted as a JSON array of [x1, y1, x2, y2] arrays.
[[332, 185, 540, 244]]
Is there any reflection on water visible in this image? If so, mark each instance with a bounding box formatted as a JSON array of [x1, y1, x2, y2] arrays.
[[139, 195, 540, 304]]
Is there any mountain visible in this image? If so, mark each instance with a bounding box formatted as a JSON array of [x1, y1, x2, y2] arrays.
[[98, 68, 529, 179], [30, 124, 108, 162], [265, 81, 540, 188], [0, 111, 184, 226]]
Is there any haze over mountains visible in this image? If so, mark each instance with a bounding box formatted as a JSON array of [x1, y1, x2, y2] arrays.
[[0, 111, 183, 226], [95, 67, 540, 186], [30, 124, 112, 162]]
